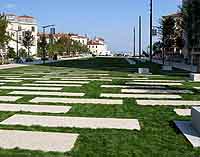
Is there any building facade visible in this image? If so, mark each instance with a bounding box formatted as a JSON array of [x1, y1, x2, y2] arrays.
[[88, 37, 110, 56], [6, 14, 38, 56]]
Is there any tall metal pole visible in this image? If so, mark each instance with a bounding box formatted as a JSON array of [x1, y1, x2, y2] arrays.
[[139, 16, 142, 58], [150, 0, 153, 62], [133, 27, 136, 57], [42, 27, 46, 64]]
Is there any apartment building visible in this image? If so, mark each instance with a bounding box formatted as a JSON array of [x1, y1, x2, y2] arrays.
[[6, 14, 38, 56]]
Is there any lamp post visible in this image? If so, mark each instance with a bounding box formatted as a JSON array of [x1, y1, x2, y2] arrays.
[[133, 27, 136, 57], [150, 0, 153, 62], [41, 24, 55, 64]]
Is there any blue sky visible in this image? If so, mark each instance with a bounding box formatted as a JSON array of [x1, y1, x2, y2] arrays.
[[1, 0, 181, 52]]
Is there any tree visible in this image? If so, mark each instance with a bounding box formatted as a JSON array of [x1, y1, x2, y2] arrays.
[[182, 0, 200, 71], [160, 16, 176, 64], [22, 30, 34, 58], [7, 47, 16, 58], [0, 14, 10, 61]]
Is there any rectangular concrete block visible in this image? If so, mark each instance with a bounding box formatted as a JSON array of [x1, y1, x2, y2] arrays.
[[0, 86, 62, 91], [162, 65, 172, 71], [101, 93, 181, 99], [0, 114, 141, 130], [192, 107, 200, 134], [35, 81, 89, 84], [9, 91, 85, 97], [0, 129, 79, 152], [0, 103, 72, 113], [136, 100, 200, 106], [190, 73, 200, 82], [175, 121, 200, 148], [30, 97, 123, 105], [138, 68, 150, 74]]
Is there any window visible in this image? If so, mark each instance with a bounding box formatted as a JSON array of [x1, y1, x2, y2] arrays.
[[32, 26, 35, 32], [18, 26, 22, 31]]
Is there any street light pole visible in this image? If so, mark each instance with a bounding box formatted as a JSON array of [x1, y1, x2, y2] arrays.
[[150, 0, 153, 62], [133, 27, 136, 57], [139, 16, 142, 58]]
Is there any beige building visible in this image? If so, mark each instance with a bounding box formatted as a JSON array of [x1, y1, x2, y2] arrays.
[[88, 37, 110, 56], [6, 14, 38, 56]]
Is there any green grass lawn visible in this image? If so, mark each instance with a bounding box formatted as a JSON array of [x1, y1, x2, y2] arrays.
[[0, 57, 199, 157]]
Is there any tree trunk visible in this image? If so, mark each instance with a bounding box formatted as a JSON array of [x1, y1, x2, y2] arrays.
[[197, 55, 200, 73]]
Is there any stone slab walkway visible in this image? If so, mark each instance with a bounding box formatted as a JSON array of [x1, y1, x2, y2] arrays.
[[0, 80, 22, 83], [0, 103, 72, 113], [130, 80, 184, 83], [121, 89, 193, 94], [136, 100, 200, 106], [0, 96, 22, 102], [0, 129, 78, 152], [23, 83, 82, 87], [0, 114, 141, 130], [9, 91, 85, 97], [174, 109, 191, 116], [0, 86, 62, 91], [0, 64, 28, 70], [35, 81, 89, 84], [101, 85, 167, 89], [30, 97, 123, 105], [61, 78, 112, 81], [101, 93, 181, 99], [126, 82, 182, 86]]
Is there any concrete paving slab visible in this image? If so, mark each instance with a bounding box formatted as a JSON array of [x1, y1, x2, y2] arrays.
[[0, 129, 78, 152], [131, 80, 184, 83], [121, 89, 193, 94], [6, 78, 49, 80], [101, 93, 181, 99], [0, 86, 62, 91], [174, 109, 191, 116], [136, 100, 200, 106], [35, 81, 89, 84], [0, 114, 141, 130], [61, 78, 112, 81], [0, 103, 72, 113], [0, 96, 22, 102], [126, 82, 182, 86], [0, 80, 22, 83], [9, 91, 85, 97], [30, 97, 123, 105], [175, 121, 200, 148], [0, 64, 28, 70], [23, 84, 82, 87], [101, 77, 148, 80], [101, 85, 166, 89], [68, 74, 109, 76]]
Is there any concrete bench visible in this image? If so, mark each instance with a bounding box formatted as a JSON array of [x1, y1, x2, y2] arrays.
[[138, 68, 150, 74], [192, 107, 200, 134], [190, 73, 200, 82], [162, 65, 172, 71]]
